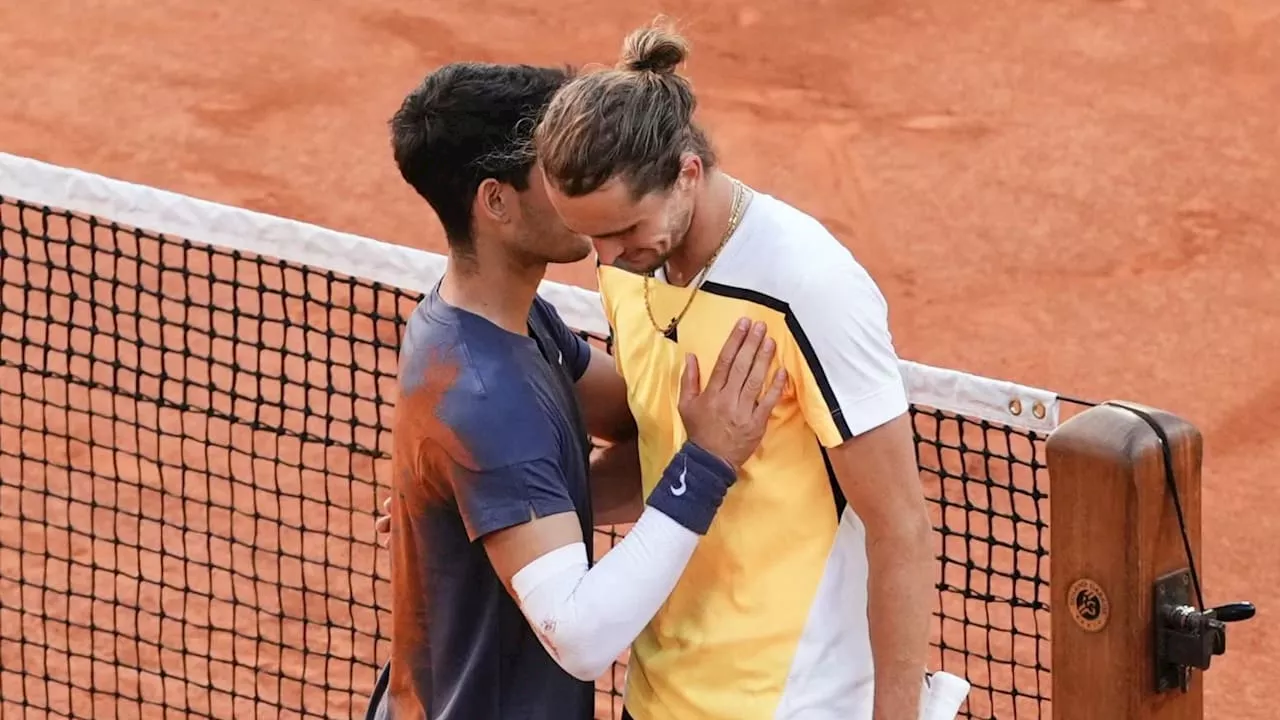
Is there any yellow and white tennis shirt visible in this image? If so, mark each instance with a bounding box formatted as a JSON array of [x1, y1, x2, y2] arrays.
[[598, 189, 909, 720]]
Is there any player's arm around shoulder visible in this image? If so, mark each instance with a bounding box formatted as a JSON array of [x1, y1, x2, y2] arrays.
[[787, 257, 934, 720]]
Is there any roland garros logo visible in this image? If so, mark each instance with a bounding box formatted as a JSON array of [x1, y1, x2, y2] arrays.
[[1067, 578, 1110, 632]]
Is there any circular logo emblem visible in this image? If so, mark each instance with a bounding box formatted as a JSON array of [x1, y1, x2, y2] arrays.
[[1068, 578, 1110, 632]]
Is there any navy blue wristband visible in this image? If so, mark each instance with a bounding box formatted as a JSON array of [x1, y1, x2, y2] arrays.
[[646, 441, 738, 535]]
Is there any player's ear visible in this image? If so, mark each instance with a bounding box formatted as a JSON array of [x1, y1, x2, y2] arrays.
[[476, 178, 514, 224], [675, 152, 702, 191]]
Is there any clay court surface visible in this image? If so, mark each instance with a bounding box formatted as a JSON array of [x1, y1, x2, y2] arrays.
[[0, 0, 1277, 718]]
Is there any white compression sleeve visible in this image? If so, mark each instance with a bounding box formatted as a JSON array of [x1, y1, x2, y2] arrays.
[[510, 507, 699, 681]]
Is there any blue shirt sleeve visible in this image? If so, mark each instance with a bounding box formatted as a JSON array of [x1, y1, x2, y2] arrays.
[[533, 294, 592, 382], [398, 296, 583, 543], [440, 378, 579, 541], [451, 456, 576, 541]]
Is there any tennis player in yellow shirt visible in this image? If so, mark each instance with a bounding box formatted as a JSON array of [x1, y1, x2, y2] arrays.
[[530, 21, 933, 720]]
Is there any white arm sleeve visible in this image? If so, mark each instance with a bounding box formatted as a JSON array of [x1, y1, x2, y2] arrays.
[[510, 507, 698, 681]]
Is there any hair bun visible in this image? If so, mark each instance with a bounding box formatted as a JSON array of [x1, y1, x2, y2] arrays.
[[619, 24, 688, 75]]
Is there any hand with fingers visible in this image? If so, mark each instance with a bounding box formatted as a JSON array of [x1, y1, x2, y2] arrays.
[[641, 317, 788, 535], [375, 497, 391, 547], [679, 318, 788, 471]]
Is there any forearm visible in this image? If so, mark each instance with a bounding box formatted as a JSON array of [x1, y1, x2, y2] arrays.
[[511, 442, 734, 680], [867, 522, 934, 720], [589, 437, 643, 526]]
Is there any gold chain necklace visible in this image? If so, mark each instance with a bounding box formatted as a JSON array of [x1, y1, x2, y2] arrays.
[[644, 178, 749, 340]]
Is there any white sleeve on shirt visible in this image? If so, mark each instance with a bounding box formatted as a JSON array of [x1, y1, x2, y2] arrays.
[[786, 254, 909, 447]]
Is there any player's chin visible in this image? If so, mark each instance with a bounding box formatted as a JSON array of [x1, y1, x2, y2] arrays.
[[549, 239, 594, 265], [614, 252, 663, 275]]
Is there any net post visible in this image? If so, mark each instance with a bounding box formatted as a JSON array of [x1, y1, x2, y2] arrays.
[[1047, 401, 1203, 719]]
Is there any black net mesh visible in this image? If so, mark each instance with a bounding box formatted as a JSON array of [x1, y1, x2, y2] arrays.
[[0, 195, 1051, 719]]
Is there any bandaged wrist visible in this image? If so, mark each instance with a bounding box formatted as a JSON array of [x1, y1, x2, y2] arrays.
[[645, 441, 737, 535]]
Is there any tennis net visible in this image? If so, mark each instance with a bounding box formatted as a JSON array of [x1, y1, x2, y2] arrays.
[[0, 152, 1060, 719]]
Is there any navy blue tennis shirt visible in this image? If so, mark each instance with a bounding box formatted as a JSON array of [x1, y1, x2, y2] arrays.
[[372, 285, 595, 720]]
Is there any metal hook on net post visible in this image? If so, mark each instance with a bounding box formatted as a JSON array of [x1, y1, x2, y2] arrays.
[[1153, 570, 1256, 693]]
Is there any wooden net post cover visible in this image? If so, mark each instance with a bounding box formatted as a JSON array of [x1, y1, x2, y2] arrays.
[[1047, 401, 1203, 720]]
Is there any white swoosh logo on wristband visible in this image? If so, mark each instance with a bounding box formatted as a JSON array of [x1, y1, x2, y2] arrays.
[[671, 462, 688, 497]]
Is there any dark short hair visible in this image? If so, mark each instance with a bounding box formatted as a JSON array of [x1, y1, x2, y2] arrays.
[[390, 63, 571, 254], [535, 21, 715, 199]]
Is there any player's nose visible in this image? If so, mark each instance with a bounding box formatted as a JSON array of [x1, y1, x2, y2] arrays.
[[592, 238, 622, 266]]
